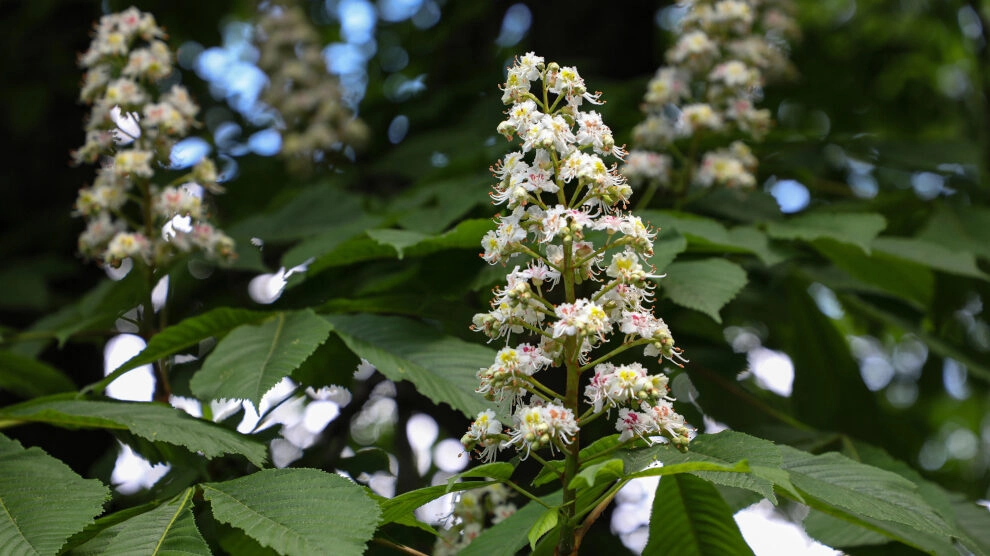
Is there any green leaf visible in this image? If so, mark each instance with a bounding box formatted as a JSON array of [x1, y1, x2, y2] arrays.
[[0, 433, 110, 556], [393, 174, 491, 234], [0, 350, 75, 398], [10, 273, 144, 356], [202, 469, 380, 556], [661, 259, 748, 323], [569, 458, 624, 490], [91, 308, 269, 394], [872, 237, 989, 280], [528, 508, 559, 550], [366, 229, 430, 259], [626, 459, 751, 480], [228, 183, 371, 243], [917, 202, 990, 261], [452, 462, 515, 482], [190, 310, 333, 408], [802, 508, 890, 549], [644, 474, 755, 556], [724, 226, 787, 266], [71, 489, 210, 556], [649, 231, 688, 273], [0, 397, 267, 467], [779, 446, 952, 541], [368, 218, 494, 259], [952, 497, 990, 555], [533, 435, 621, 487], [781, 279, 878, 432], [309, 219, 494, 274], [623, 431, 782, 503], [379, 481, 500, 529], [642, 211, 784, 265], [765, 211, 887, 253], [458, 494, 562, 556], [325, 313, 495, 418], [814, 239, 933, 309]]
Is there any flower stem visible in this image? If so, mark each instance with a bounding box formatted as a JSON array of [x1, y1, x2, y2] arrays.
[[556, 235, 581, 555]]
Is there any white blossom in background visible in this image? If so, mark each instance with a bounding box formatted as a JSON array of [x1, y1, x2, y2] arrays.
[[623, 0, 800, 198], [253, 0, 370, 176], [433, 484, 518, 556], [74, 7, 235, 271]]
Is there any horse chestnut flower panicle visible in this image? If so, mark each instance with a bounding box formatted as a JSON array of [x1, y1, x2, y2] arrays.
[[463, 53, 692, 466]]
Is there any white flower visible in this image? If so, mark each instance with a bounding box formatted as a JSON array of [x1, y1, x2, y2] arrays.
[[110, 105, 142, 145], [161, 214, 193, 241]]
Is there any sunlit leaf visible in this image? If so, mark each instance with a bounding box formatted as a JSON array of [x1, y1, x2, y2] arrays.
[[623, 431, 782, 503], [190, 309, 332, 408], [95, 307, 269, 393], [325, 313, 495, 418], [0, 397, 266, 467], [71, 488, 210, 556], [644, 474, 755, 556], [660, 259, 748, 323], [202, 469, 379, 556], [0, 434, 110, 556], [568, 458, 624, 490], [528, 508, 559, 550], [779, 446, 953, 542]]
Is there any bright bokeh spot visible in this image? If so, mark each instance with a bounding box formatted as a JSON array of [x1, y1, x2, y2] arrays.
[[769, 178, 810, 213], [104, 334, 155, 402]]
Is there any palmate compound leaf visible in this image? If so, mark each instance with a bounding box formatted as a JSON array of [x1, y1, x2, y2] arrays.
[[324, 313, 496, 418], [644, 474, 755, 556], [0, 396, 267, 468], [659, 259, 748, 324], [71, 488, 210, 556], [190, 309, 333, 408], [201, 469, 380, 556], [0, 434, 110, 556]]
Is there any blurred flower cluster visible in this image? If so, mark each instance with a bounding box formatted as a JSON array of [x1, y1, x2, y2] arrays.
[[254, 0, 370, 176], [623, 0, 799, 198], [434, 484, 517, 556], [73, 6, 234, 269], [462, 54, 691, 469]]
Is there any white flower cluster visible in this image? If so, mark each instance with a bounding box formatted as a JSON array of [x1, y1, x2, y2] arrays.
[[623, 0, 799, 192], [73, 7, 235, 268], [434, 484, 517, 556], [463, 54, 691, 464], [254, 2, 369, 176]]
